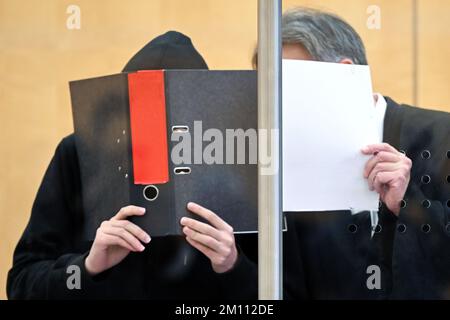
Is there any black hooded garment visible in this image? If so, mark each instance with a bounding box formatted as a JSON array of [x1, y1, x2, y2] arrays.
[[7, 31, 258, 300]]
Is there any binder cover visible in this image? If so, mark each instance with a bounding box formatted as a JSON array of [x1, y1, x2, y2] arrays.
[[70, 70, 258, 239]]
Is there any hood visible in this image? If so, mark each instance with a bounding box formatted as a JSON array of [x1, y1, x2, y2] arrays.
[[122, 31, 208, 72]]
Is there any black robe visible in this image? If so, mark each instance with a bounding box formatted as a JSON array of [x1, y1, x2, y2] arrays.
[[284, 97, 450, 299], [7, 31, 258, 300], [6, 134, 258, 300]]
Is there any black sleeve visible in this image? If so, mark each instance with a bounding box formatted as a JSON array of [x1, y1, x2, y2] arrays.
[[389, 106, 449, 298], [282, 213, 309, 300], [215, 234, 258, 299], [6, 136, 109, 299], [218, 216, 311, 300], [392, 181, 450, 296], [383, 102, 450, 298]]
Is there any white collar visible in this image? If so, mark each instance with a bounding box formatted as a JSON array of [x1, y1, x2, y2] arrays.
[[373, 93, 387, 148], [371, 93, 387, 237], [373, 93, 387, 120]]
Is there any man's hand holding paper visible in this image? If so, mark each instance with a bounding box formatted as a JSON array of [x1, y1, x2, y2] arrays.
[[362, 143, 412, 215]]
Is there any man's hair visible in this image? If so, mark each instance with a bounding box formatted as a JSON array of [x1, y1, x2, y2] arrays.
[[282, 7, 368, 65], [252, 7, 368, 67]]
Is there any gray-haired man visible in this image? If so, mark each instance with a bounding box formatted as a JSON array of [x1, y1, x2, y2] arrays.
[[279, 8, 450, 299]]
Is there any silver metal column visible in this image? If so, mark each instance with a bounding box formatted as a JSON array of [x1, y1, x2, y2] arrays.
[[257, 0, 283, 300]]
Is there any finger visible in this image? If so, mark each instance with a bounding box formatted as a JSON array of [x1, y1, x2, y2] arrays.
[[180, 217, 221, 240], [372, 173, 387, 196], [110, 220, 151, 244], [112, 206, 146, 221], [361, 143, 399, 155], [186, 202, 232, 232], [367, 162, 401, 190], [363, 151, 402, 178], [99, 233, 136, 252], [375, 171, 396, 185], [373, 171, 395, 197], [185, 236, 219, 261], [182, 226, 221, 252], [102, 226, 145, 252]]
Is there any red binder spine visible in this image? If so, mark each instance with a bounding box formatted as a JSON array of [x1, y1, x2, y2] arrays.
[[128, 70, 169, 184]]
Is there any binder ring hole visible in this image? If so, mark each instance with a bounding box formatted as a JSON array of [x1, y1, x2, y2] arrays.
[[174, 167, 191, 175], [172, 125, 189, 133], [143, 185, 159, 201]]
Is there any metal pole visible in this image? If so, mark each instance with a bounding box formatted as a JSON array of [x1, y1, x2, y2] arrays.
[[412, 0, 419, 106], [257, 0, 283, 300]]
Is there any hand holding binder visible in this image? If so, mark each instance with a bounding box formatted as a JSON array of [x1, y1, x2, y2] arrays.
[[180, 202, 238, 273], [85, 202, 240, 276], [85, 205, 151, 276]]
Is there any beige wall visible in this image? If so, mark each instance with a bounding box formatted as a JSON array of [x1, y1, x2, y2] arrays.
[[0, 0, 449, 299]]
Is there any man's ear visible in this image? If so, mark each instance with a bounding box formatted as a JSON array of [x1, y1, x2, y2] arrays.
[[339, 58, 354, 65]]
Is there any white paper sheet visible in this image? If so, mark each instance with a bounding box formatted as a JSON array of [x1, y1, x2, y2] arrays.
[[282, 59, 382, 212]]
